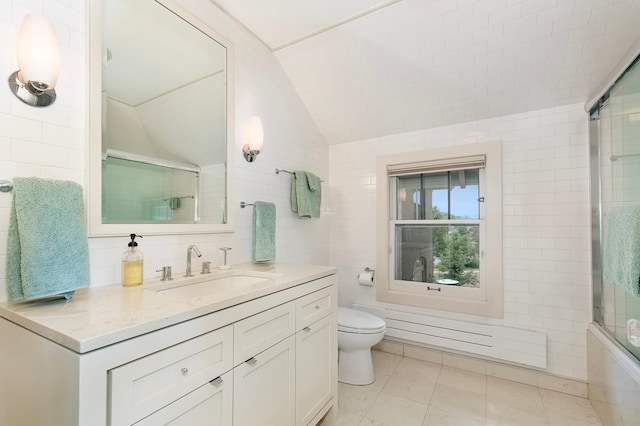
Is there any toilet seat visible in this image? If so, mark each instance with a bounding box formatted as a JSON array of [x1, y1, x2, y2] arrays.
[[338, 308, 386, 334]]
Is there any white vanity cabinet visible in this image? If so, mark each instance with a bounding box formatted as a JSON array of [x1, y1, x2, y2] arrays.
[[295, 286, 336, 426], [0, 268, 337, 426]]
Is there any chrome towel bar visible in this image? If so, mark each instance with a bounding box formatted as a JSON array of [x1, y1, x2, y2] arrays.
[[0, 179, 13, 193]]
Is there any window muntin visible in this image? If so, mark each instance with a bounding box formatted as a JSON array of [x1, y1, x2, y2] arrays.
[[376, 140, 502, 318], [392, 168, 483, 290], [396, 169, 479, 220], [394, 223, 480, 286]]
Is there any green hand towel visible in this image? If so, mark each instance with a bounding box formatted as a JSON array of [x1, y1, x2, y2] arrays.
[[7, 177, 90, 300], [291, 171, 321, 218], [252, 201, 276, 263], [603, 204, 640, 296]]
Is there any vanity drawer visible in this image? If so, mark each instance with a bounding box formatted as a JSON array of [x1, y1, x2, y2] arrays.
[[296, 285, 333, 330], [134, 370, 232, 426], [233, 301, 295, 365], [109, 325, 233, 426]]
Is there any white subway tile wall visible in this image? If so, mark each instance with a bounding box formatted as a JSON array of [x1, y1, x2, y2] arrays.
[[329, 103, 591, 380], [0, 0, 329, 298]]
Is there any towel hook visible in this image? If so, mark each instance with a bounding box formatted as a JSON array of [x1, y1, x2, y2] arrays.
[[240, 202, 255, 208], [0, 180, 13, 193]]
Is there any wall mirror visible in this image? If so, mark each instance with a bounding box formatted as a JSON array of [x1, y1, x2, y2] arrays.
[[88, 0, 235, 236]]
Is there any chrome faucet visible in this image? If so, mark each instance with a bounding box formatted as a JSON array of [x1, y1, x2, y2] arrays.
[[184, 245, 202, 277]]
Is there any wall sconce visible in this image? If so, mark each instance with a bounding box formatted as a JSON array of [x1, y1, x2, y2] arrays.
[[242, 116, 264, 162], [8, 14, 60, 107]]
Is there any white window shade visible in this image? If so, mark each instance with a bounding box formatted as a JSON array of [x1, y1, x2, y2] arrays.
[[387, 154, 486, 177]]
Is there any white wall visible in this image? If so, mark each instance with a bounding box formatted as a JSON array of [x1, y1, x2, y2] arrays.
[[329, 103, 591, 380], [0, 0, 329, 296], [0, 0, 596, 382]]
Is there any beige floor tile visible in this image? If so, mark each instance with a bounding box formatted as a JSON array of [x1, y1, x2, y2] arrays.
[[443, 353, 487, 375], [381, 372, 437, 404], [429, 383, 486, 422], [318, 408, 363, 426], [422, 405, 485, 426], [438, 365, 487, 395], [368, 350, 402, 390], [393, 356, 442, 383], [486, 361, 538, 387], [338, 383, 380, 417], [359, 417, 391, 426], [486, 405, 549, 426], [373, 340, 404, 356], [366, 392, 429, 426], [540, 389, 602, 424], [486, 377, 545, 415], [371, 350, 402, 377], [547, 412, 603, 426], [333, 354, 607, 426], [538, 372, 588, 398], [404, 345, 444, 365]]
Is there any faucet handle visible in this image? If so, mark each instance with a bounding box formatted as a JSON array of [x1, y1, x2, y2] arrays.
[[156, 266, 173, 281], [201, 261, 211, 275], [219, 247, 232, 270]]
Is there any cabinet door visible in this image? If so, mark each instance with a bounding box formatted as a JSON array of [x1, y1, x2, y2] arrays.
[[134, 371, 232, 426], [234, 301, 295, 366], [296, 315, 334, 426], [233, 335, 295, 426]]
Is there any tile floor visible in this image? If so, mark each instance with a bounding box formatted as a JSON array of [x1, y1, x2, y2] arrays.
[[320, 351, 603, 426]]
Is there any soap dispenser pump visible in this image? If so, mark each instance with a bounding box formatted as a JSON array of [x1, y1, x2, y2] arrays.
[[122, 233, 144, 287]]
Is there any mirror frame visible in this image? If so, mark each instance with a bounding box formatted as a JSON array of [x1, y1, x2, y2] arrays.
[[87, 0, 235, 236]]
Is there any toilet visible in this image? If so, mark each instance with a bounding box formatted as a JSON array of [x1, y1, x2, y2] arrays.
[[337, 307, 386, 385]]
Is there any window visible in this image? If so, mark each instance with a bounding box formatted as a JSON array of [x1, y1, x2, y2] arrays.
[[376, 141, 503, 318]]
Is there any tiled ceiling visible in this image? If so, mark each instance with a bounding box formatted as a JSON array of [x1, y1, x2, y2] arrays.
[[214, 0, 640, 144]]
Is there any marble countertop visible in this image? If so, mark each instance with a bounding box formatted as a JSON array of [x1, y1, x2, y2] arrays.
[[0, 263, 336, 354]]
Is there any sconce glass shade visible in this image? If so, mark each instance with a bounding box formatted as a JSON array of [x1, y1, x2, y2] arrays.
[[8, 14, 60, 107], [242, 116, 264, 162]]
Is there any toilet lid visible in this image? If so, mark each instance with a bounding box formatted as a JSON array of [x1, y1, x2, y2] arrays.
[[337, 308, 386, 333]]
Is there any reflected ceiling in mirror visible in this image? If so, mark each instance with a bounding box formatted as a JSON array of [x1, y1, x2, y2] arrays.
[[88, 0, 235, 236]]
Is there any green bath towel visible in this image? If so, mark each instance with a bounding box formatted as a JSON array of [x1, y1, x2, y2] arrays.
[[252, 201, 276, 263], [291, 171, 321, 218], [7, 177, 90, 300], [603, 204, 640, 296]]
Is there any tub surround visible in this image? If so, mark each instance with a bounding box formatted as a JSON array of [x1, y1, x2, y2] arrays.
[[587, 325, 640, 425]]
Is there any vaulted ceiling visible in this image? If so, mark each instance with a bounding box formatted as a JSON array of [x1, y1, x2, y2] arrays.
[[213, 0, 640, 144]]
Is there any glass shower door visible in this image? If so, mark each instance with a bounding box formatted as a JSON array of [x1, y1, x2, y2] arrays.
[[596, 57, 640, 361]]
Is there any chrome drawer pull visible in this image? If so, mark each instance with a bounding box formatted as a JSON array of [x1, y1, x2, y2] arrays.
[[210, 377, 223, 387], [181, 367, 189, 375], [303, 326, 311, 332], [245, 357, 258, 366]]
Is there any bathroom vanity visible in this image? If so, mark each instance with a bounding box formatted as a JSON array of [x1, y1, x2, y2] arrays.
[[0, 263, 337, 426]]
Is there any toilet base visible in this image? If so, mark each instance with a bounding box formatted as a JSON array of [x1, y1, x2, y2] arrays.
[[338, 348, 375, 385]]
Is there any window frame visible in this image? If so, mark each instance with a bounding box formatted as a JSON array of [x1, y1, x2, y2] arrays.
[[376, 140, 503, 318]]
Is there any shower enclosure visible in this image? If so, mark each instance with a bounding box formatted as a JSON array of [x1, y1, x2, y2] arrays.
[[590, 55, 640, 363]]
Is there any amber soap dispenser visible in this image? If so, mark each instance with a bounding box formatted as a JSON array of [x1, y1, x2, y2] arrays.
[[122, 233, 143, 287]]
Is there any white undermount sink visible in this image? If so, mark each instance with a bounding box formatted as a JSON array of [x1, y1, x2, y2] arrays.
[[146, 271, 278, 298]]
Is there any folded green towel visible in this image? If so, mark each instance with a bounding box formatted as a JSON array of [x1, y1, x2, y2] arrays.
[[252, 201, 276, 263], [7, 177, 90, 300], [603, 204, 640, 296], [291, 171, 321, 218]]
